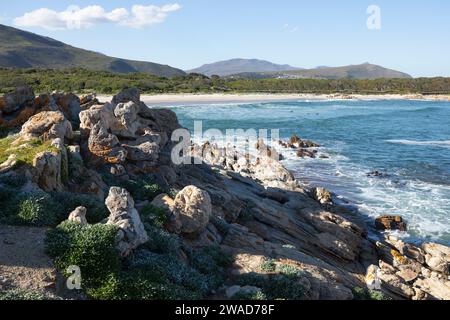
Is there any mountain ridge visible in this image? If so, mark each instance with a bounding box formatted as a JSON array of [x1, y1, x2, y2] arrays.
[[188, 58, 302, 77], [228, 63, 412, 80], [0, 24, 186, 78]]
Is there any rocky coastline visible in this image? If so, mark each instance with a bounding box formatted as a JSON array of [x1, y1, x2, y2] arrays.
[[0, 86, 449, 300]]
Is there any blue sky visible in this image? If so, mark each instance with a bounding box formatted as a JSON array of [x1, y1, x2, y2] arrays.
[[1, 0, 449, 77]]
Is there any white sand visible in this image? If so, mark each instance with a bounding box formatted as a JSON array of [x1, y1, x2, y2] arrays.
[[96, 93, 450, 106]]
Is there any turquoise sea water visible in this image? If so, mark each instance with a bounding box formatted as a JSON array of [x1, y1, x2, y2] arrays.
[[167, 100, 450, 245]]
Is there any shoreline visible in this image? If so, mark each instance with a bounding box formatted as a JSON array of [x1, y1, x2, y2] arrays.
[[96, 92, 450, 106]]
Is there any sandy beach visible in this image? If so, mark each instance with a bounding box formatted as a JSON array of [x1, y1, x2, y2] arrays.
[[97, 93, 450, 106]]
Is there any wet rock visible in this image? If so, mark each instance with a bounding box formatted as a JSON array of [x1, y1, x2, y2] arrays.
[[105, 187, 149, 257], [174, 186, 212, 235], [289, 135, 320, 148], [375, 215, 407, 231], [367, 171, 388, 178], [68, 207, 88, 225], [255, 139, 280, 160], [296, 148, 318, 158]]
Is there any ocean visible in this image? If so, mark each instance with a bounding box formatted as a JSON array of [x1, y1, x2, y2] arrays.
[[167, 99, 450, 245]]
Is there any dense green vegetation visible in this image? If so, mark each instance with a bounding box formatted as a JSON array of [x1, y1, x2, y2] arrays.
[[1, 68, 450, 95], [0, 175, 109, 227], [0, 290, 48, 300]]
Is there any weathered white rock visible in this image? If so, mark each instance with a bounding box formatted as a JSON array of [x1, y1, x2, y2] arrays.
[[174, 186, 212, 235], [68, 207, 88, 225], [105, 187, 149, 257], [422, 243, 450, 275], [19, 111, 73, 142]]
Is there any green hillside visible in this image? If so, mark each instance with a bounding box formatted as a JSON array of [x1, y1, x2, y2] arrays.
[[0, 24, 185, 78]]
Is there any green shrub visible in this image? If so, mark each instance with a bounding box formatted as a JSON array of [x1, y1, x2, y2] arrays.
[[102, 174, 164, 201], [0, 191, 57, 226], [45, 221, 120, 291], [50, 192, 109, 223], [0, 290, 48, 300], [352, 287, 389, 300], [189, 246, 233, 290], [275, 263, 305, 277], [232, 290, 267, 300], [141, 204, 168, 228], [238, 273, 308, 300], [129, 250, 209, 296], [144, 225, 180, 254], [260, 258, 276, 273], [0, 174, 28, 188], [16, 193, 57, 226]]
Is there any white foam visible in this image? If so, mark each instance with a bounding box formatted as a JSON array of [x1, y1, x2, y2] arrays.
[[386, 139, 450, 147]]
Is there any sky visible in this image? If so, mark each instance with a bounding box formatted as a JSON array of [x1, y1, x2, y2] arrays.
[[1, 0, 449, 77]]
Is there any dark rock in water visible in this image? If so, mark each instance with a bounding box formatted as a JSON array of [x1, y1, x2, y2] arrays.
[[367, 171, 389, 178], [296, 148, 317, 158], [375, 215, 407, 231]]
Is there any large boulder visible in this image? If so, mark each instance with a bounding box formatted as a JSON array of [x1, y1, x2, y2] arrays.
[[105, 187, 149, 257], [19, 111, 73, 142], [174, 186, 212, 235], [112, 88, 140, 105]]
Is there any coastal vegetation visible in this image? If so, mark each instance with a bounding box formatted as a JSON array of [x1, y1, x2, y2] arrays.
[[1, 86, 449, 301], [1, 68, 450, 95]]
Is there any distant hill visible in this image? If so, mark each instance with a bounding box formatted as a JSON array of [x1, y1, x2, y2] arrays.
[[230, 63, 412, 80], [188, 58, 302, 77], [0, 24, 185, 78]]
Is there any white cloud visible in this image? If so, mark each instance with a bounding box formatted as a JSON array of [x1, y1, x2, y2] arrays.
[[121, 4, 181, 28], [282, 23, 300, 33], [13, 4, 181, 30]]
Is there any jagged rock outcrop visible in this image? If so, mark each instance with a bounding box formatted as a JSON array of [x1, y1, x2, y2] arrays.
[[32, 138, 67, 192], [2, 86, 449, 300], [0, 86, 82, 129], [79, 88, 179, 170], [105, 187, 149, 257]]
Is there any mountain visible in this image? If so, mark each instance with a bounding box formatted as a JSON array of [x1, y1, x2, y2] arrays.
[[188, 58, 302, 77], [0, 24, 185, 78], [230, 63, 412, 80]]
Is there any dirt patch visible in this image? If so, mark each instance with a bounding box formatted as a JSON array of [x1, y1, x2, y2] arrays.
[[0, 224, 56, 294]]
